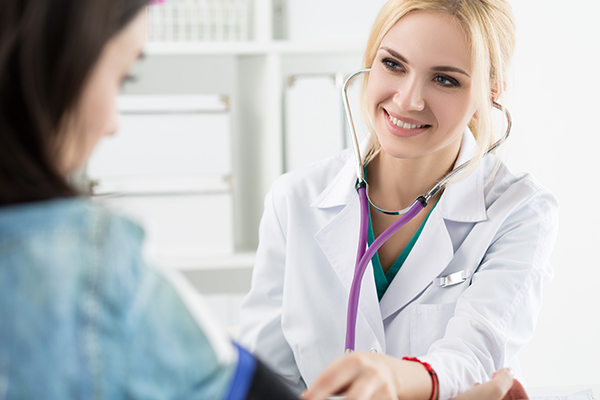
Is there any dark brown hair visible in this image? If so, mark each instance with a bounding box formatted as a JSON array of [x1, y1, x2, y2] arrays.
[[0, 0, 149, 206]]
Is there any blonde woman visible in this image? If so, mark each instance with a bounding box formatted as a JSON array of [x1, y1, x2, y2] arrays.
[[239, 0, 558, 399]]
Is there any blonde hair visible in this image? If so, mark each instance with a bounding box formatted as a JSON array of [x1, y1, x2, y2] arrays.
[[361, 0, 515, 179]]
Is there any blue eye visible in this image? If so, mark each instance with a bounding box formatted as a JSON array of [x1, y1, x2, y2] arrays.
[[434, 74, 460, 87], [381, 57, 403, 71]]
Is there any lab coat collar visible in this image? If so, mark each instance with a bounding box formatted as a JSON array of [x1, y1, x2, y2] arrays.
[[440, 128, 488, 223], [311, 128, 487, 223], [310, 136, 372, 209]]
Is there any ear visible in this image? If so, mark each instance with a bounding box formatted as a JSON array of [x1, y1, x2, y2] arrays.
[[491, 89, 499, 103], [491, 80, 507, 102], [473, 79, 505, 120]]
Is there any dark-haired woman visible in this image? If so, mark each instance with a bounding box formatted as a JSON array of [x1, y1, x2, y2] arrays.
[[0, 1, 298, 398]]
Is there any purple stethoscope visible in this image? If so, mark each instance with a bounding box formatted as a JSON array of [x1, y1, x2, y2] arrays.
[[341, 69, 512, 353]]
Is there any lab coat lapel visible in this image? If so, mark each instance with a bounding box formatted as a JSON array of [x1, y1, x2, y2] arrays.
[[379, 209, 454, 319], [312, 138, 386, 350], [314, 199, 386, 351], [313, 196, 361, 292], [379, 129, 487, 319]]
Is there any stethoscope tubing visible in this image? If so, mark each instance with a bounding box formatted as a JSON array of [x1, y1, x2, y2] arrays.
[[342, 68, 371, 184], [345, 189, 426, 352], [346, 185, 369, 352]]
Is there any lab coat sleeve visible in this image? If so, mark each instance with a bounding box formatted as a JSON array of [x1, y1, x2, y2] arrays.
[[419, 183, 559, 400], [238, 185, 306, 394]]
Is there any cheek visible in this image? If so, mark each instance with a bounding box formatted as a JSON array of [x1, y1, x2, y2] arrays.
[[367, 68, 392, 112], [98, 87, 118, 130], [70, 79, 119, 172], [434, 93, 476, 131], [83, 84, 119, 138]]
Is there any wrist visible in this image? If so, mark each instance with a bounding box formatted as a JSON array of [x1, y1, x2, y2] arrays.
[[401, 357, 438, 400]]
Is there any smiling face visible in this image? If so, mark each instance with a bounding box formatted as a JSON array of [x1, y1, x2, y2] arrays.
[[60, 10, 146, 173], [367, 11, 477, 163]]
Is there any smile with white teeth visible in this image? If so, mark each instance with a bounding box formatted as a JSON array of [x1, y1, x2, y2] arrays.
[[388, 114, 428, 130]]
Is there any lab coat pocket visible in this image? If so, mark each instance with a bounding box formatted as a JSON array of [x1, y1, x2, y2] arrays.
[[410, 302, 457, 356]]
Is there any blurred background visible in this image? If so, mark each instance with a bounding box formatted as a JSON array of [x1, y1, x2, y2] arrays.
[[85, 0, 600, 390]]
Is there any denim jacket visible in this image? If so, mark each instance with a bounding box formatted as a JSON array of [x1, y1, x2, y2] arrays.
[[0, 198, 237, 399]]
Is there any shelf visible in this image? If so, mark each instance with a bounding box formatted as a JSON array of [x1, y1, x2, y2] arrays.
[[145, 40, 364, 55], [90, 176, 231, 196], [151, 251, 256, 271]]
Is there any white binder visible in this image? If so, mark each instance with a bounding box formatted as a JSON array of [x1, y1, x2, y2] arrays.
[[284, 73, 368, 172], [87, 94, 234, 259], [284, 75, 345, 172]]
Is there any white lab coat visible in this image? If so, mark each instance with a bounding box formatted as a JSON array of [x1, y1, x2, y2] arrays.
[[238, 130, 559, 400]]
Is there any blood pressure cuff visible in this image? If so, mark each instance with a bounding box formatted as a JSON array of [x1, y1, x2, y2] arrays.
[[224, 344, 299, 400]]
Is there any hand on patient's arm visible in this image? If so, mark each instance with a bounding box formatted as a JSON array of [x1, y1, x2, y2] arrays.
[[301, 352, 434, 400], [451, 369, 528, 400]]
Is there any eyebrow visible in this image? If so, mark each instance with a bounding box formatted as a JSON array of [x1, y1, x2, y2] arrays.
[[380, 46, 471, 78]]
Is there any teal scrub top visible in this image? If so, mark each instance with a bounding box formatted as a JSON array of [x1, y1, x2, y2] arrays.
[[366, 180, 440, 301]]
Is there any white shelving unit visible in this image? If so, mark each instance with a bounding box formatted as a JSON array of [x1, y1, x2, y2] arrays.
[[145, 40, 364, 55], [120, 0, 369, 276], [120, 0, 384, 329], [153, 251, 256, 271]]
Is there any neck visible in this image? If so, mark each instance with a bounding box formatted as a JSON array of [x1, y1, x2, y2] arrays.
[[366, 139, 462, 211]]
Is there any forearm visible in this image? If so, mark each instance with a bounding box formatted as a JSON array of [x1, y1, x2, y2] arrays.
[[398, 358, 438, 400], [302, 353, 438, 400]]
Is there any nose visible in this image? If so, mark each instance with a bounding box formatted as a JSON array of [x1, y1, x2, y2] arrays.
[[393, 76, 425, 111]]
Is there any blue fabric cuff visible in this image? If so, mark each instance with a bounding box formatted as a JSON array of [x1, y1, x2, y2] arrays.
[[223, 343, 257, 400]]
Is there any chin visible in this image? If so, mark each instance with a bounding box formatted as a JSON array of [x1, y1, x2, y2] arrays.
[[375, 132, 428, 160]]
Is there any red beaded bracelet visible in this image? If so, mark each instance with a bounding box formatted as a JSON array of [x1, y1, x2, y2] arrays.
[[402, 357, 438, 400]]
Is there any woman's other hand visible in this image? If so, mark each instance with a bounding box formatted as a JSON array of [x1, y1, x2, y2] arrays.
[[451, 369, 529, 400], [301, 352, 433, 400]]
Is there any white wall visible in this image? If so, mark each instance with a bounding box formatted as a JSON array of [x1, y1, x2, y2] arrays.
[[506, 0, 600, 388]]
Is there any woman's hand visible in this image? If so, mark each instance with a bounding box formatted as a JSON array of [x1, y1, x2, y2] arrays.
[[451, 369, 529, 400], [301, 352, 434, 400]]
